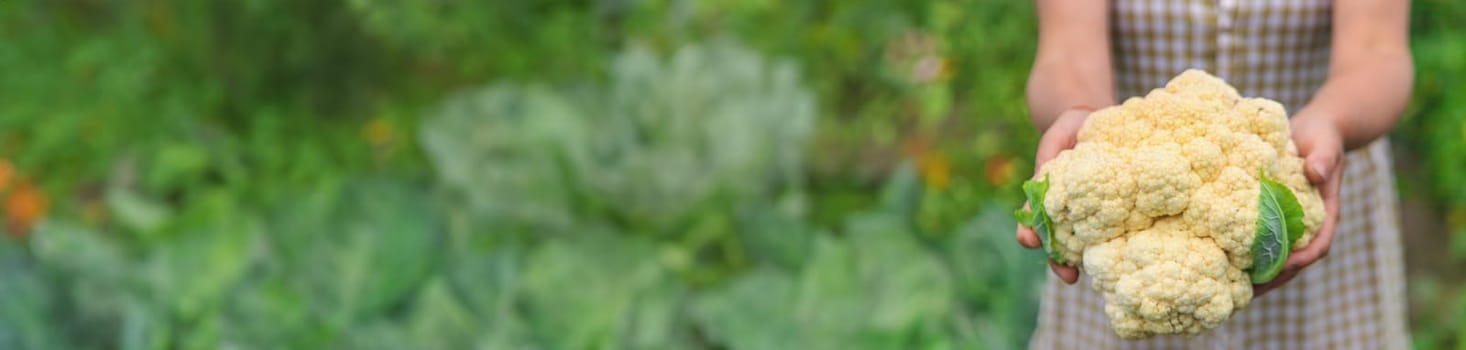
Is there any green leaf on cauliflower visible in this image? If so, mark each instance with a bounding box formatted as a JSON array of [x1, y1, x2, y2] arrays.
[[1250, 173, 1305, 284], [1014, 174, 1065, 265]]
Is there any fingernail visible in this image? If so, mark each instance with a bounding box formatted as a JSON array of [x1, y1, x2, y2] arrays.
[[1312, 163, 1327, 178]]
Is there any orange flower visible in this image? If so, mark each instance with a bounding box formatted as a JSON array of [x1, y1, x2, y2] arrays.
[[902, 136, 951, 190], [917, 151, 952, 190], [363, 117, 396, 148], [1448, 206, 1466, 230], [984, 155, 1019, 187], [6, 182, 47, 239], [0, 160, 11, 192]]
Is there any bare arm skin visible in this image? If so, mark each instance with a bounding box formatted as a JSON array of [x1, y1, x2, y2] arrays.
[[1025, 0, 1114, 131], [1255, 0, 1413, 296], [1296, 0, 1415, 151], [1017, 0, 1113, 284]]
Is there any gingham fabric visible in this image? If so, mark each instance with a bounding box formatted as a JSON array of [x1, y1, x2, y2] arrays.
[[1028, 1, 1411, 349]]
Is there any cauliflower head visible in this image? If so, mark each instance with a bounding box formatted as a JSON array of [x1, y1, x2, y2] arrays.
[[1017, 70, 1327, 339]]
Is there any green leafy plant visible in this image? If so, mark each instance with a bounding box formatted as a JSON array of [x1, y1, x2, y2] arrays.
[[5, 0, 1463, 347], [420, 40, 814, 237], [1250, 173, 1306, 284], [1014, 174, 1063, 264]]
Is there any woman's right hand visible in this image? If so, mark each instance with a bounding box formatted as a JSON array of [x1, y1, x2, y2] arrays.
[[1016, 107, 1091, 284]]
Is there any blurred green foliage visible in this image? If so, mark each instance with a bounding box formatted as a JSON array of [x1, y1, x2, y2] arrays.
[[0, 0, 1460, 349], [1401, 1, 1466, 349]]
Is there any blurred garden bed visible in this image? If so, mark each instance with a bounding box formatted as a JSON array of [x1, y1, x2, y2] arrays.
[[0, 0, 1462, 348]]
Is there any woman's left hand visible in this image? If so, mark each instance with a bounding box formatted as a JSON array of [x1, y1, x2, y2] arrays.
[[1253, 113, 1346, 297]]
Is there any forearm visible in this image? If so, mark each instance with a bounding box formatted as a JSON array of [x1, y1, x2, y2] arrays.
[[1025, 59, 1114, 131], [1297, 0, 1414, 151], [1026, 0, 1113, 132], [1295, 51, 1414, 150]]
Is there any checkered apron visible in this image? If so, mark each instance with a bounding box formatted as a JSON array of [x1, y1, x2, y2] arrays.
[[1027, 1, 1411, 349]]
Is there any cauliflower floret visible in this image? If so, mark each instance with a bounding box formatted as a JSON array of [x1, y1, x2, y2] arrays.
[[1043, 143, 1137, 251], [1084, 218, 1251, 338], [1183, 166, 1260, 268], [1225, 133, 1281, 175], [1182, 138, 1225, 181], [1131, 144, 1202, 217], [1079, 98, 1156, 145], [1232, 97, 1292, 154], [1031, 69, 1327, 338], [1165, 68, 1242, 101]]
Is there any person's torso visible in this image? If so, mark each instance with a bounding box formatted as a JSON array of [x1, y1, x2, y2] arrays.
[[1111, 0, 1333, 112]]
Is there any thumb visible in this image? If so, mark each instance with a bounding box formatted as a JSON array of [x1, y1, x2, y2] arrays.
[[1033, 111, 1088, 173], [1303, 148, 1340, 185]]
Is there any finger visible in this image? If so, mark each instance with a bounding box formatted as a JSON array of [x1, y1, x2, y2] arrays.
[[1252, 281, 1275, 298], [1051, 264, 1079, 284], [1294, 156, 1344, 266], [1252, 268, 1300, 298], [1034, 134, 1074, 170], [1287, 197, 1338, 269], [1016, 225, 1041, 249], [1288, 212, 1336, 269], [1304, 153, 1338, 185], [1323, 154, 1344, 216], [1034, 126, 1079, 171], [1033, 112, 1086, 173], [1301, 137, 1342, 185], [1016, 202, 1042, 249]]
